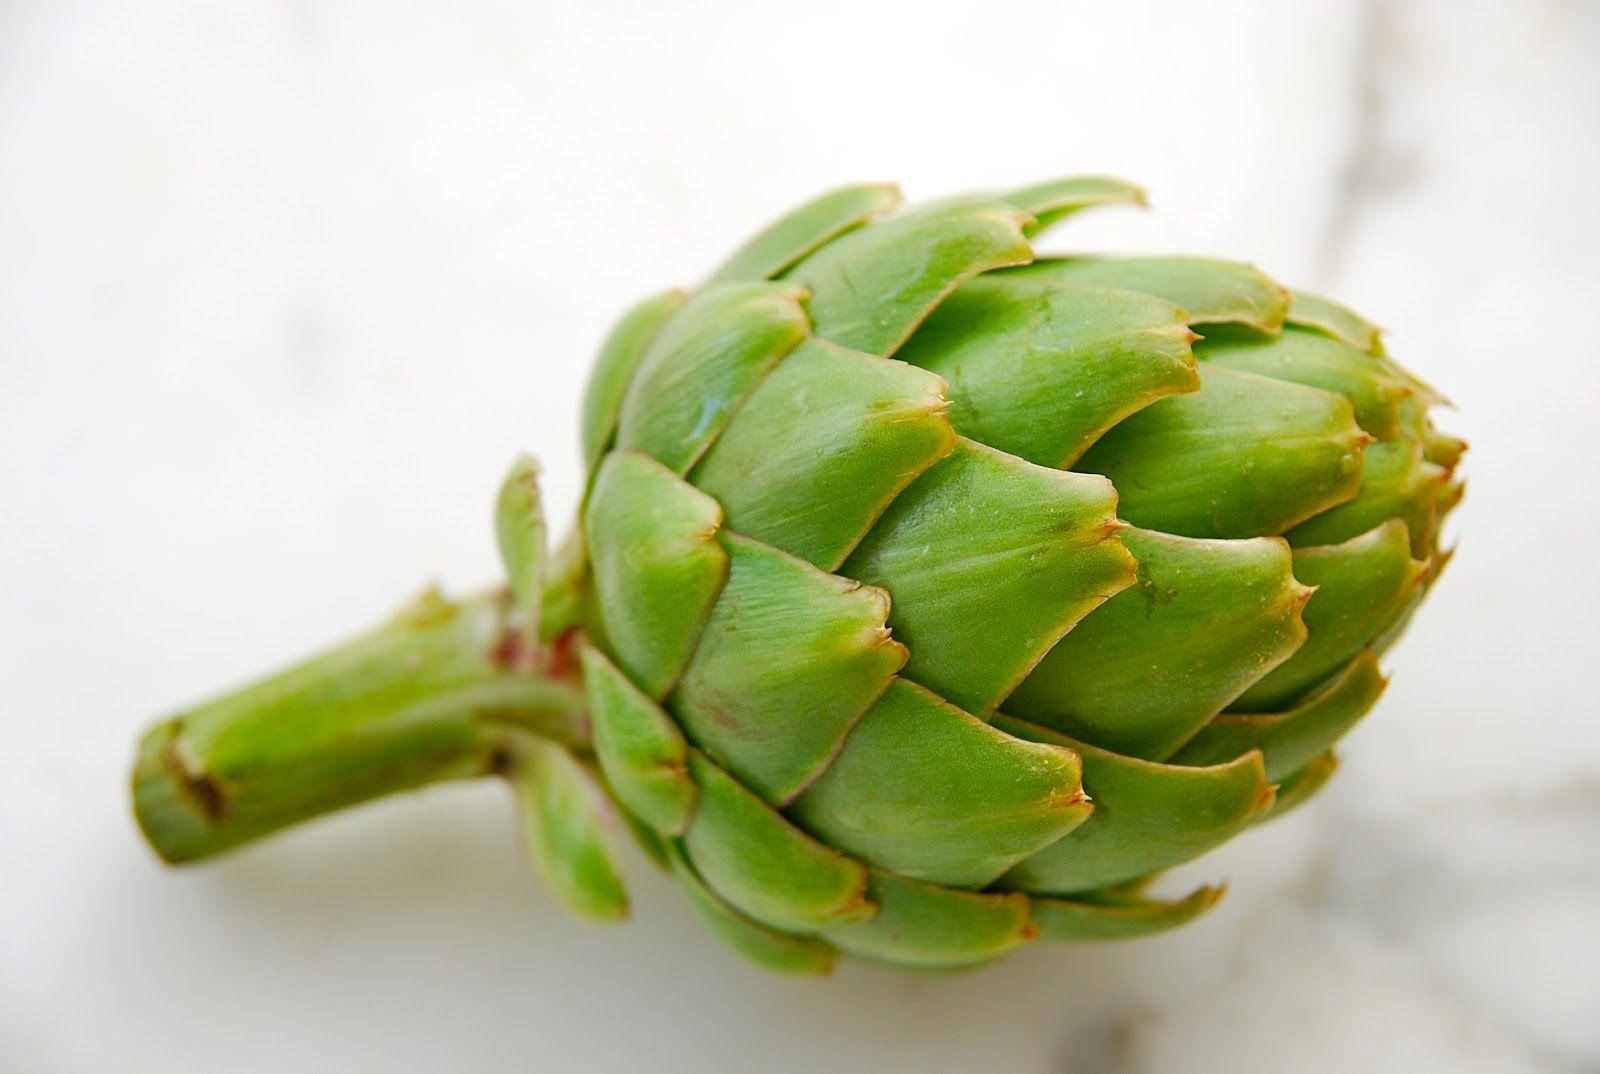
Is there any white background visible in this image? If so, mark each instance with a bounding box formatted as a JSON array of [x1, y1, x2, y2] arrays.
[[3, 2, 1598, 1071]]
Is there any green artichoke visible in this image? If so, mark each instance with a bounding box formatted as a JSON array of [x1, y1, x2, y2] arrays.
[[132, 177, 1463, 973]]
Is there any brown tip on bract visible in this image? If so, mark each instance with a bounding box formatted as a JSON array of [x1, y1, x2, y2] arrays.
[[836, 892, 879, 923], [1058, 787, 1092, 811]]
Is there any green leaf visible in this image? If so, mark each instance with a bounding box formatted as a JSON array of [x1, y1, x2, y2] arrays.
[[1031, 884, 1223, 941], [1002, 175, 1147, 236], [1259, 752, 1340, 820], [510, 738, 629, 923], [1286, 439, 1449, 557], [784, 198, 1032, 356], [1380, 362, 1451, 412], [825, 870, 1034, 968], [670, 533, 906, 804], [842, 439, 1135, 714], [580, 290, 688, 470], [1171, 651, 1385, 780], [790, 680, 1091, 888], [711, 183, 902, 282], [537, 529, 587, 644], [619, 806, 670, 869], [1426, 430, 1469, 472], [1198, 325, 1414, 440], [1074, 364, 1370, 538], [1233, 521, 1427, 712], [665, 843, 837, 975], [1372, 545, 1452, 658], [682, 751, 874, 932], [614, 282, 809, 473], [1006, 529, 1310, 760], [580, 644, 697, 835], [1287, 290, 1381, 352], [995, 716, 1273, 895], [584, 452, 728, 699], [1434, 479, 1465, 528], [494, 455, 545, 629], [690, 338, 956, 571], [897, 276, 1198, 468], [1009, 256, 1288, 332]]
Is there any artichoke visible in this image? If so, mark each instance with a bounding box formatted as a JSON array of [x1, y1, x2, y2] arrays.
[[132, 177, 1464, 973]]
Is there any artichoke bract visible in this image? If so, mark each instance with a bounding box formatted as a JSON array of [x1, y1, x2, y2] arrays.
[[132, 178, 1463, 973]]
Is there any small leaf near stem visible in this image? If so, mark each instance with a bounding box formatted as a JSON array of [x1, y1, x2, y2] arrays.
[[507, 733, 630, 922]]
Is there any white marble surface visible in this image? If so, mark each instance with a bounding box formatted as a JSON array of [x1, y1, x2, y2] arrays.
[[3, 2, 1598, 1071]]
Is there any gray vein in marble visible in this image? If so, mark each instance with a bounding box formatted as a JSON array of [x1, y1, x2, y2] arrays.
[[1316, 0, 1420, 286]]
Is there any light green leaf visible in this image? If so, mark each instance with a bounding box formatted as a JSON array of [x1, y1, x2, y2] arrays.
[[537, 528, 587, 644], [785, 199, 1032, 356], [1234, 521, 1427, 712], [1427, 430, 1469, 472], [1171, 651, 1385, 780], [1287, 438, 1449, 556], [1007, 529, 1310, 760], [666, 843, 836, 975], [585, 451, 727, 699], [682, 751, 874, 932], [581, 644, 696, 835], [843, 438, 1135, 714], [897, 277, 1197, 468], [1260, 752, 1340, 820], [494, 455, 545, 629], [790, 680, 1091, 889], [615, 282, 808, 473], [1011, 256, 1288, 331], [1287, 290, 1382, 352], [580, 290, 687, 470], [826, 870, 1034, 969], [1074, 365, 1370, 539], [511, 738, 629, 922], [691, 338, 956, 571], [995, 716, 1273, 895], [1002, 175, 1147, 236], [1198, 325, 1413, 439], [1031, 884, 1223, 941], [670, 533, 906, 804], [711, 183, 901, 282]]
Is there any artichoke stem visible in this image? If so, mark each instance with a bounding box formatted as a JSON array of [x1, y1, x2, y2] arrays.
[[131, 586, 589, 865]]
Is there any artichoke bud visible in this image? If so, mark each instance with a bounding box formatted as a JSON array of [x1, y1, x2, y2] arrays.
[[567, 177, 1462, 971]]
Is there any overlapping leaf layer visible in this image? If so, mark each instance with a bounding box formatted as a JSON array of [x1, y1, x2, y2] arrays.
[[511, 178, 1462, 971]]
